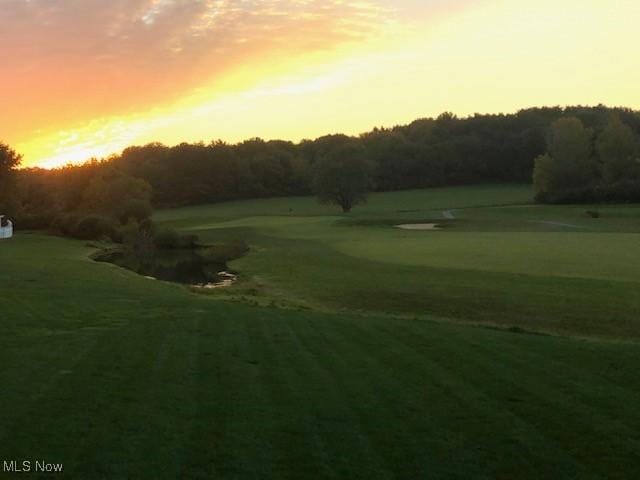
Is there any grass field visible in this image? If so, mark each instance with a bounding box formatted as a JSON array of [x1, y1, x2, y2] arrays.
[[2, 185, 640, 478], [157, 185, 640, 339]]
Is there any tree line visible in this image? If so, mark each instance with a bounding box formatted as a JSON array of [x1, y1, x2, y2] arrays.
[[534, 115, 640, 203], [1, 105, 639, 239]]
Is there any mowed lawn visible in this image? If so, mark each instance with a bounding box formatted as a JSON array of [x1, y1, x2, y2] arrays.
[[158, 185, 640, 339], [1, 234, 640, 478]]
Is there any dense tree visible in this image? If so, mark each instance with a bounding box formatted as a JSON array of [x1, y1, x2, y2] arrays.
[[11, 106, 640, 229], [361, 129, 416, 190], [0, 142, 22, 214], [312, 136, 373, 212], [596, 116, 639, 183], [0, 142, 21, 174], [82, 169, 153, 223], [548, 117, 592, 166], [95, 107, 639, 207], [532, 154, 556, 201], [533, 117, 596, 202]]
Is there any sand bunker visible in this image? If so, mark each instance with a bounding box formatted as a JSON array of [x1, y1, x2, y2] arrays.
[[395, 223, 441, 231]]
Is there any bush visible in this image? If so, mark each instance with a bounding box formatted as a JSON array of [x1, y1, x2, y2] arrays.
[[118, 220, 140, 245], [153, 229, 200, 249], [51, 213, 82, 237], [594, 180, 640, 203], [116, 199, 153, 224], [180, 234, 200, 248], [73, 215, 119, 241], [535, 185, 598, 204], [119, 220, 156, 256], [154, 229, 181, 248], [14, 211, 52, 230]]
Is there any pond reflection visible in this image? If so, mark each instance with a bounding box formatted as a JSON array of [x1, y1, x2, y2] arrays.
[[95, 248, 231, 286]]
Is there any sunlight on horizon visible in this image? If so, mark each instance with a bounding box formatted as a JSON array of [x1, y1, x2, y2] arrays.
[[4, 0, 640, 168]]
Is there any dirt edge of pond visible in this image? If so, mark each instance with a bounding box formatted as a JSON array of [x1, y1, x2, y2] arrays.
[[395, 223, 442, 231]]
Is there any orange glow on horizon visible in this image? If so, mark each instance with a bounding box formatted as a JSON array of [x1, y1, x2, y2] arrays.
[[2, 0, 639, 169]]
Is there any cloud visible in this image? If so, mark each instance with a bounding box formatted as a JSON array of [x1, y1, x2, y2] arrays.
[[0, 0, 397, 143]]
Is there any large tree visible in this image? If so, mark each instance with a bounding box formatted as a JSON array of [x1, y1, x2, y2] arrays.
[[533, 117, 596, 202], [312, 136, 373, 213], [596, 116, 639, 183], [82, 168, 153, 223], [0, 142, 22, 213]]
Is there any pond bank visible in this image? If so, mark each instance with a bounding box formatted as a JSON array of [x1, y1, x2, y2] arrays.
[[93, 240, 247, 289]]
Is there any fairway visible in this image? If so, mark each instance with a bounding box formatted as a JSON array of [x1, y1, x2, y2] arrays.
[[2, 185, 640, 478], [158, 185, 640, 339]]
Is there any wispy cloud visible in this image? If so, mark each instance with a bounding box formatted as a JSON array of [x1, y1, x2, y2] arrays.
[[1, 0, 397, 145], [9, 0, 636, 168]]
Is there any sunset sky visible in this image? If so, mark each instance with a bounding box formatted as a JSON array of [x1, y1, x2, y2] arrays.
[[2, 0, 639, 168]]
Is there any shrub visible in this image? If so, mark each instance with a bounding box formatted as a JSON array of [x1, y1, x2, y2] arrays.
[[14, 211, 52, 230], [120, 220, 156, 255], [73, 215, 119, 241], [153, 229, 200, 249], [119, 220, 140, 244], [154, 229, 181, 248], [51, 213, 82, 237], [116, 199, 153, 224], [180, 234, 200, 248], [594, 180, 640, 203], [536, 185, 598, 204]]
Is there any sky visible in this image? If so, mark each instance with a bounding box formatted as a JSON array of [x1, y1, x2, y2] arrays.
[[1, 0, 639, 168]]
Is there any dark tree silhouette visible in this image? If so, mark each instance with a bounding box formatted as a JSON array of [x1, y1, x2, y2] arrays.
[[596, 115, 639, 184], [11, 105, 640, 232], [533, 117, 596, 202], [312, 136, 373, 212], [0, 142, 22, 214]]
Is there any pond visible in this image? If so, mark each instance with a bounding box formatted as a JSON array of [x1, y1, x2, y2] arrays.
[[94, 248, 237, 288]]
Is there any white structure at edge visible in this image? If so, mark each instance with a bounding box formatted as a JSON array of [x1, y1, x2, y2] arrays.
[[0, 215, 13, 239]]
